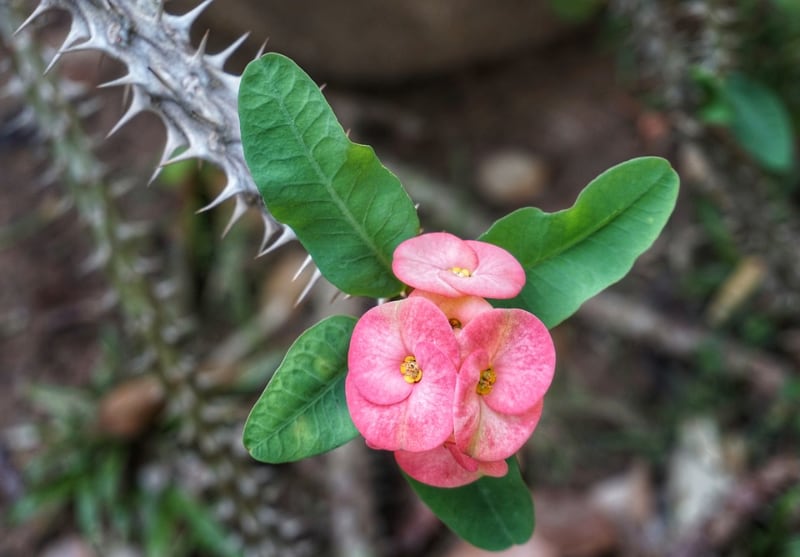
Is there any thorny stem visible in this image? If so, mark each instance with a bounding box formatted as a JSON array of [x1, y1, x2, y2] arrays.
[[1, 3, 314, 555]]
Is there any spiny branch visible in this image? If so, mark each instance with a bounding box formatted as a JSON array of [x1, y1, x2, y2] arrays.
[[17, 0, 296, 252]]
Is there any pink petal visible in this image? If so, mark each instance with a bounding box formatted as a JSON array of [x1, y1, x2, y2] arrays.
[[478, 458, 510, 478], [392, 232, 479, 297], [347, 297, 458, 406], [464, 240, 526, 298], [454, 358, 545, 461], [395, 444, 508, 488], [459, 309, 555, 415], [346, 340, 457, 452], [346, 301, 414, 406], [408, 290, 493, 333], [398, 296, 460, 365]]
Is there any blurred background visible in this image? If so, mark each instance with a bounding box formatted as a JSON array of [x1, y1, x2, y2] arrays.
[[1, 0, 799, 555]]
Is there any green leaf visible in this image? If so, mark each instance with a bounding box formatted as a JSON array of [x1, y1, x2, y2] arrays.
[[142, 491, 175, 557], [75, 475, 101, 544], [9, 473, 77, 523], [481, 157, 679, 328], [165, 488, 241, 557], [724, 73, 795, 173], [243, 315, 359, 463], [691, 67, 735, 125], [404, 458, 534, 551], [239, 53, 419, 298], [96, 447, 124, 508]]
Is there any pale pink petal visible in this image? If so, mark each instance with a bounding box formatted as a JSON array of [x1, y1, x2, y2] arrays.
[[346, 297, 459, 406], [459, 309, 555, 415], [398, 296, 460, 366], [454, 362, 545, 462], [346, 301, 414, 406], [446, 442, 479, 472], [464, 240, 526, 298], [451, 349, 490, 451], [392, 232, 479, 297], [395, 445, 483, 487], [408, 290, 493, 333], [399, 341, 458, 452], [434, 240, 527, 299], [478, 458, 510, 478], [345, 382, 407, 451], [395, 444, 508, 488], [346, 340, 456, 453]]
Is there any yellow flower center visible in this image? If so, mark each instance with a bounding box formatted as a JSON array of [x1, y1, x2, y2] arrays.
[[400, 355, 423, 384], [450, 266, 472, 278], [476, 367, 496, 395], [448, 318, 463, 329]]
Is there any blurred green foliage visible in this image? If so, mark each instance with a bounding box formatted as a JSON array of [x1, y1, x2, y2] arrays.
[[8, 376, 241, 557]]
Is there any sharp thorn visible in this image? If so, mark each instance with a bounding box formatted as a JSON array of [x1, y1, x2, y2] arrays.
[[207, 32, 250, 68], [221, 196, 249, 237], [258, 215, 280, 252], [122, 83, 132, 108], [98, 73, 135, 89], [255, 38, 269, 59], [292, 254, 314, 282], [197, 179, 241, 213], [163, 148, 202, 168], [170, 0, 215, 31], [257, 226, 295, 257], [147, 166, 164, 186], [294, 269, 322, 307], [194, 29, 211, 60], [329, 288, 349, 304], [106, 89, 148, 137], [42, 51, 63, 75], [14, 3, 50, 36]]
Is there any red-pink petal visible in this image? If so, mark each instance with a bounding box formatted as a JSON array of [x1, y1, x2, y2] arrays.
[[459, 309, 555, 415], [395, 445, 508, 488]]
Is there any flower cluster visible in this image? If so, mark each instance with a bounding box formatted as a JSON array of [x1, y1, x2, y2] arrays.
[[345, 232, 556, 487]]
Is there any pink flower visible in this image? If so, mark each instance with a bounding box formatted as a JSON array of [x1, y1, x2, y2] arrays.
[[408, 290, 493, 334], [454, 309, 555, 462], [395, 438, 508, 488], [345, 297, 460, 453], [392, 232, 526, 299]]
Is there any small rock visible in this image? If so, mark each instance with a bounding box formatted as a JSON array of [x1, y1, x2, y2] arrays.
[[97, 375, 165, 439], [637, 111, 671, 147], [476, 150, 549, 205], [667, 417, 735, 538], [590, 462, 654, 526], [678, 142, 713, 185]]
